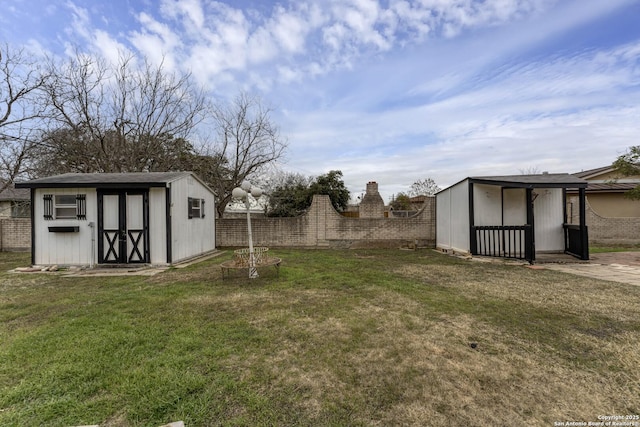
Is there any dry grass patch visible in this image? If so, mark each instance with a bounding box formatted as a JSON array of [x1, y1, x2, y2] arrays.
[[272, 308, 634, 425], [396, 262, 640, 321]]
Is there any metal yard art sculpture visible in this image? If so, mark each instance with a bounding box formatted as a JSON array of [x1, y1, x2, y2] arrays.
[[231, 180, 263, 278]]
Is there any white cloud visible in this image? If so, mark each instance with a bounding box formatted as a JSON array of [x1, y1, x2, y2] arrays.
[[3, 0, 639, 202], [94, 30, 132, 65], [332, 0, 390, 50], [269, 5, 310, 53], [306, 103, 640, 201], [247, 27, 280, 64], [129, 12, 182, 67], [106, 0, 568, 92], [276, 28, 640, 200], [65, 1, 92, 41], [160, 0, 205, 29]]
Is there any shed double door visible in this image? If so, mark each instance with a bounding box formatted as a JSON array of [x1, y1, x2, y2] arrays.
[[98, 190, 149, 264]]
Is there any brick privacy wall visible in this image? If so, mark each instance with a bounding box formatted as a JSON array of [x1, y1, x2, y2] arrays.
[[217, 194, 436, 248], [586, 202, 640, 244], [0, 218, 31, 251], [567, 196, 640, 244]]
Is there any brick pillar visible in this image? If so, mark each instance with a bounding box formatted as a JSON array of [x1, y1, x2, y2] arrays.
[[310, 195, 331, 246]]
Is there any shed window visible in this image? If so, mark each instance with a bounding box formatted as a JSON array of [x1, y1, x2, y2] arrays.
[[54, 195, 77, 219], [188, 197, 205, 219], [44, 194, 86, 220]]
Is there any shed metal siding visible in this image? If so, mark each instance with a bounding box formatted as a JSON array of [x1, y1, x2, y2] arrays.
[[436, 188, 451, 249], [473, 184, 502, 226], [436, 179, 469, 253], [533, 188, 564, 252], [33, 188, 97, 265], [169, 175, 216, 262], [503, 188, 527, 225], [148, 188, 167, 264]]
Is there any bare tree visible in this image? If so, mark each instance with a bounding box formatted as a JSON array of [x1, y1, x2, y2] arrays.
[[409, 178, 441, 197], [0, 44, 49, 191], [203, 92, 288, 217], [519, 166, 541, 175], [34, 51, 208, 175]]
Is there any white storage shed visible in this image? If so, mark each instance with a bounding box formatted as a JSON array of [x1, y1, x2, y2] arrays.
[[436, 174, 589, 262], [17, 172, 216, 266]]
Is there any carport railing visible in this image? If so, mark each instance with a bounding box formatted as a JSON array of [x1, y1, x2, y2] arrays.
[[563, 223, 589, 260], [471, 225, 534, 263]]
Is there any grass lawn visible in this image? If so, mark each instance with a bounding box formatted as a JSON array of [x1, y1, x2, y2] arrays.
[[590, 245, 640, 253], [1, 249, 639, 426]]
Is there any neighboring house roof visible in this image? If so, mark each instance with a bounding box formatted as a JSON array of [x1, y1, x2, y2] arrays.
[[581, 182, 637, 192], [572, 166, 616, 179], [15, 172, 212, 191], [569, 165, 640, 193], [0, 187, 30, 201]]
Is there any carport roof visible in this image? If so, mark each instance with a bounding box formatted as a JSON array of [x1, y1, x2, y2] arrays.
[[15, 172, 196, 189], [468, 173, 588, 188]]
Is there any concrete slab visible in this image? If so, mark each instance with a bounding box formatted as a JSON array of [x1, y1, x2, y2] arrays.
[[11, 251, 224, 277], [62, 266, 169, 277], [467, 251, 640, 287], [542, 252, 640, 287]]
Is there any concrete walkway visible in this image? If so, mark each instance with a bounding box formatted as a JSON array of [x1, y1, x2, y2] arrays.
[[540, 251, 640, 287]]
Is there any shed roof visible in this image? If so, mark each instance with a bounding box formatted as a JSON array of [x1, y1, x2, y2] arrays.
[[15, 172, 200, 189], [468, 173, 587, 188]]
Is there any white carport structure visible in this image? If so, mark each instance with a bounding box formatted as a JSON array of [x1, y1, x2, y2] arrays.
[[436, 174, 589, 263]]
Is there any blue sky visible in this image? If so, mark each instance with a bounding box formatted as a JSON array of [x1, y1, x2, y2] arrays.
[[2, 0, 640, 202]]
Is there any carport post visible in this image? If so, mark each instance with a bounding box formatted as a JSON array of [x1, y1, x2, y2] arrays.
[[579, 187, 589, 260], [468, 182, 477, 255], [525, 188, 535, 263]]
